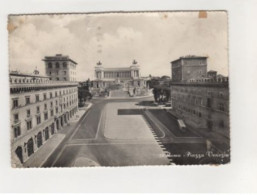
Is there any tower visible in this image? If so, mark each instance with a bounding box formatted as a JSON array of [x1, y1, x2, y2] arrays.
[[130, 59, 140, 78], [43, 54, 78, 81], [95, 61, 104, 79]]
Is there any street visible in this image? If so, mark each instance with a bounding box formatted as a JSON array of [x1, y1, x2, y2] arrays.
[[43, 95, 210, 167]]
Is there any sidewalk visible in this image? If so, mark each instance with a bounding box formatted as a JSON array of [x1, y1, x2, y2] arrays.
[[23, 103, 92, 167], [23, 134, 65, 167]]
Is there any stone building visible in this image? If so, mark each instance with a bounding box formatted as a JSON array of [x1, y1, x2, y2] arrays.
[[43, 54, 77, 81], [91, 60, 149, 96], [9, 71, 78, 167], [171, 55, 207, 82], [170, 74, 229, 138]]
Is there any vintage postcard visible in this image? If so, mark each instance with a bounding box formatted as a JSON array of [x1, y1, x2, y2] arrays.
[[8, 11, 229, 168]]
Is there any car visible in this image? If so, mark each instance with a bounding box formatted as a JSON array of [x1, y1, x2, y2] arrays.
[[177, 119, 186, 132]]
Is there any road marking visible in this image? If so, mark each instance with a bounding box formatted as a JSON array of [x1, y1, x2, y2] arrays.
[[65, 141, 160, 146], [95, 104, 106, 139]]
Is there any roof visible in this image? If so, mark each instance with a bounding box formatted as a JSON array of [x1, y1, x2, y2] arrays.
[[97, 67, 138, 71], [208, 70, 217, 73], [171, 55, 207, 63], [10, 72, 50, 78], [42, 54, 77, 65]]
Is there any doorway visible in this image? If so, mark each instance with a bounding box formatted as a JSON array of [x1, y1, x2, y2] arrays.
[[27, 138, 34, 157], [15, 146, 23, 163]]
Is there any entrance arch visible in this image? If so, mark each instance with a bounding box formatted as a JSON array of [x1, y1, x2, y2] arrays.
[[27, 138, 34, 157], [15, 146, 23, 163]]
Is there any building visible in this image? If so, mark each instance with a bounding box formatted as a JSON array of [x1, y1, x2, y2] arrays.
[[10, 71, 78, 167], [43, 54, 77, 81], [170, 55, 229, 140], [170, 78, 229, 138], [207, 70, 217, 79], [91, 60, 150, 96], [171, 55, 207, 82]]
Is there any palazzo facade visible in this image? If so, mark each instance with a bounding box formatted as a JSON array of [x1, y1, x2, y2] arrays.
[[10, 71, 78, 167]]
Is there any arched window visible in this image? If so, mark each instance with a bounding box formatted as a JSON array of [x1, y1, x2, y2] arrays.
[[48, 62, 52, 68], [63, 62, 67, 68], [55, 62, 60, 68]]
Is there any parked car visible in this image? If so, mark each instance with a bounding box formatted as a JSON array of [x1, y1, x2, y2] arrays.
[[177, 119, 186, 132]]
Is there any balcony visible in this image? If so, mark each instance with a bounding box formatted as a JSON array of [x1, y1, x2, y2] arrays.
[[13, 119, 21, 126]]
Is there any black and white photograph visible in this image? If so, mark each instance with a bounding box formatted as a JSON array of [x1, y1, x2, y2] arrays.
[[9, 11, 230, 168]]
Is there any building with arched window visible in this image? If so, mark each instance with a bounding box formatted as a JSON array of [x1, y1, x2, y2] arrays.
[[10, 71, 78, 167], [170, 56, 229, 140], [43, 54, 77, 82]]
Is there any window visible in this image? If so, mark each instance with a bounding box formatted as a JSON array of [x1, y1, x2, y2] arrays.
[[13, 99, 18, 108], [219, 92, 224, 98], [48, 63, 52, 68], [27, 109, 31, 117], [198, 112, 202, 117], [36, 106, 40, 113], [207, 98, 212, 108], [56, 107, 58, 113], [25, 96, 30, 105], [49, 71, 52, 75], [219, 120, 225, 128], [218, 103, 225, 111], [56, 62, 60, 68], [64, 77, 67, 81], [14, 113, 19, 122], [45, 128, 49, 140], [55, 91, 58, 97], [50, 101, 53, 108], [56, 100, 58, 105], [36, 115, 41, 125], [51, 109, 54, 116], [44, 103, 47, 110], [44, 112, 48, 120], [63, 62, 67, 68], [59, 91, 61, 96], [27, 120, 32, 130], [51, 123, 55, 135], [56, 77, 59, 81], [56, 71, 59, 75], [36, 94, 40, 102], [14, 126, 21, 138], [43, 93, 47, 100], [64, 71, 66, 75], [50, 92, 53, 98]]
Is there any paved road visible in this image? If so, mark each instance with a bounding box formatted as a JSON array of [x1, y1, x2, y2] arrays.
[[45, 96, 172, 167], [43, 95, 207, 167]]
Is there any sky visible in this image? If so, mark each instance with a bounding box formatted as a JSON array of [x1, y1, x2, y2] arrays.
[[8, 11, 228, 81]]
